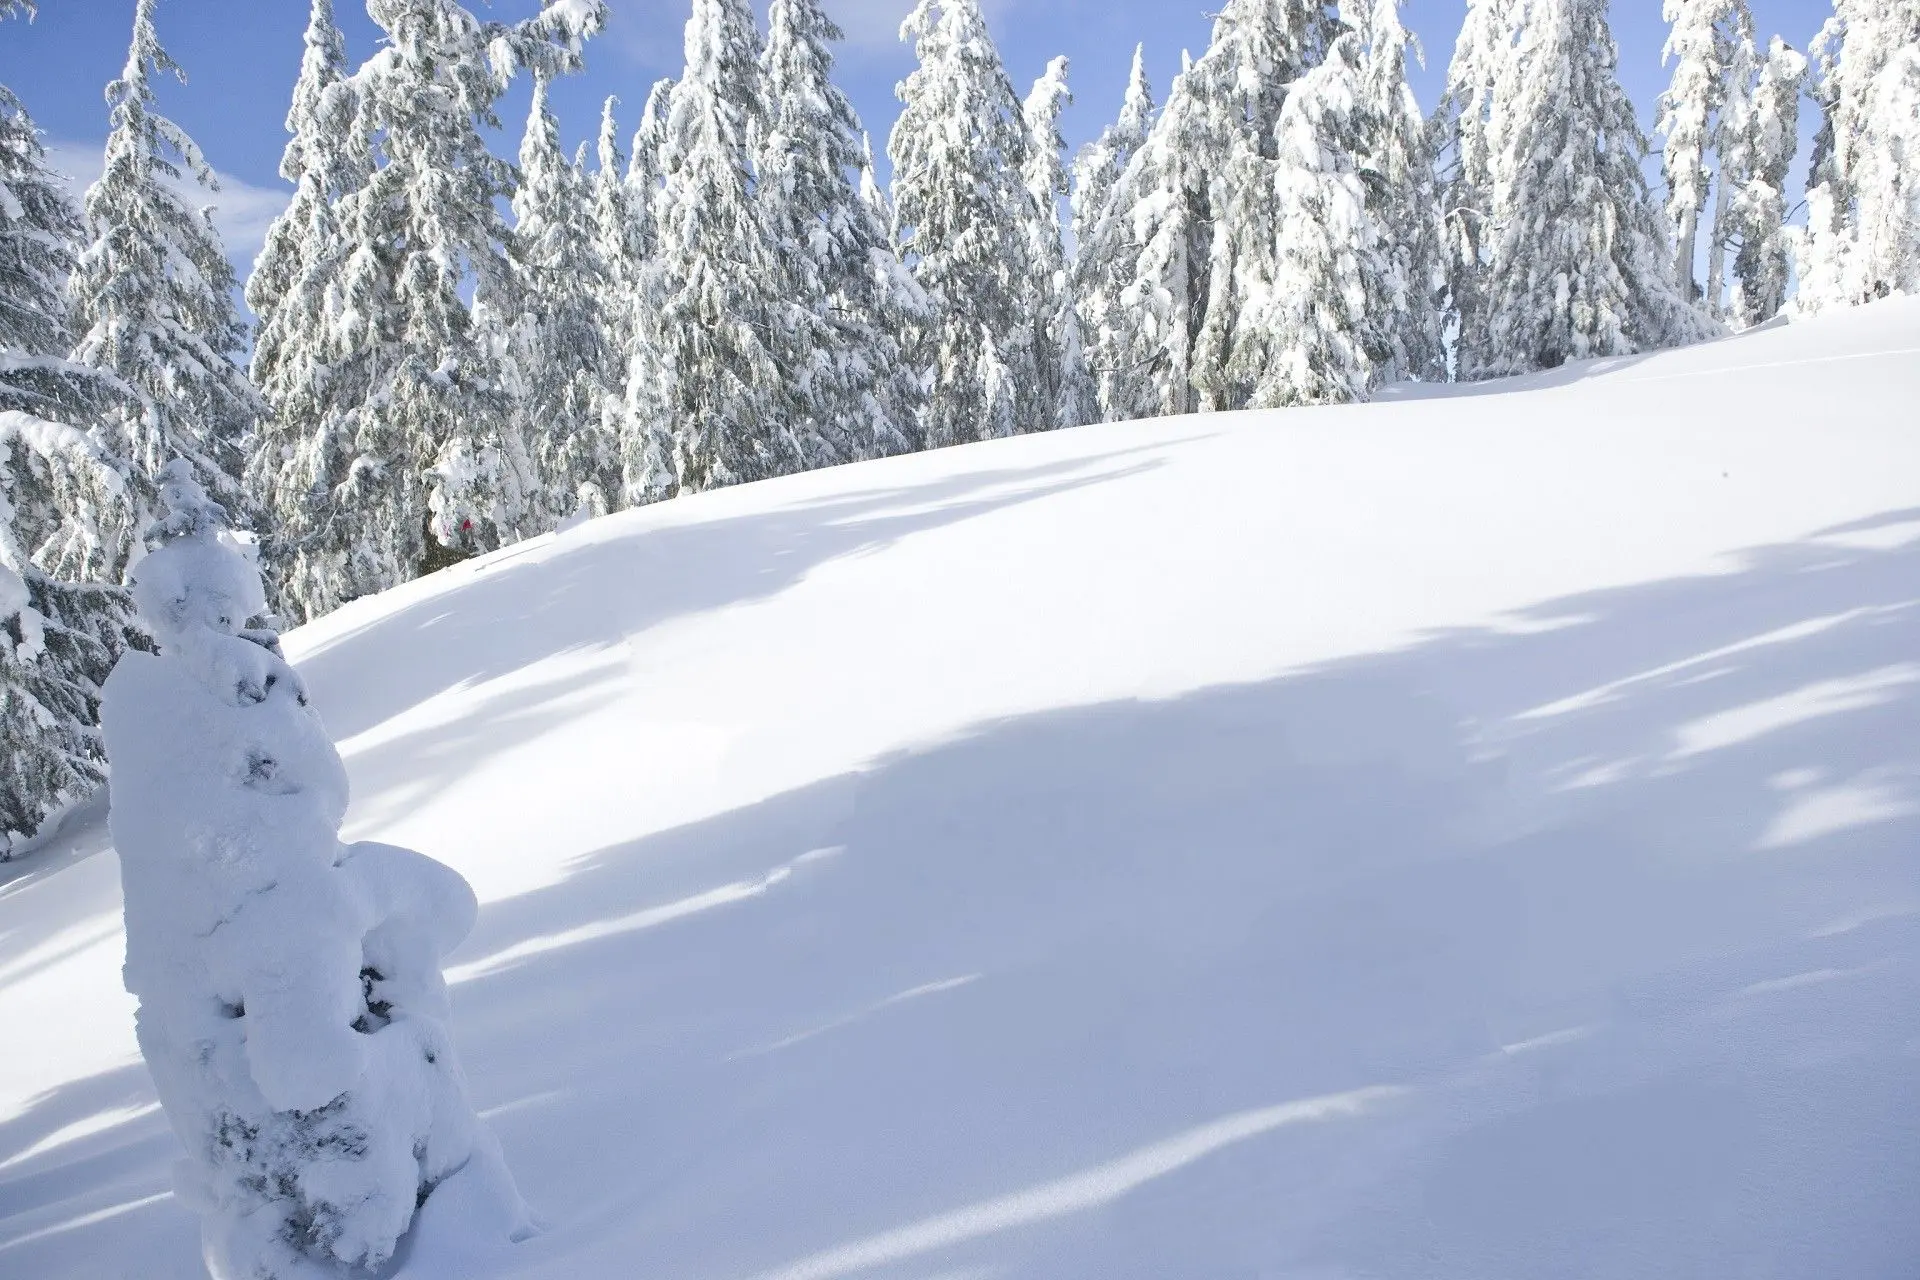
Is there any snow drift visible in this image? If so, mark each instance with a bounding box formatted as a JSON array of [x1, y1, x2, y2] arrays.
[[3, 298, 1919, 1278]]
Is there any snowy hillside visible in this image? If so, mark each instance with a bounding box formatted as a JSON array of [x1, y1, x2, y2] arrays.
[[5, 298, 1920, 1279]]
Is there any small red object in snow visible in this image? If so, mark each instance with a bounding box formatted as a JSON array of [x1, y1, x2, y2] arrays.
[[461, 519, 472, 531]]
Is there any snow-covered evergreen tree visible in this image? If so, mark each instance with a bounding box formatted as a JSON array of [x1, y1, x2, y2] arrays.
[[619, 77, 676, 507], [634, 0, 785, 494], [1725, 37, 1805, 325], [1797, 0, 1920, 310], [245, 0, 359, 618], [1070, 46, 1154, 259], [1188, 0, 1338, 411], [1225, 31, 1380, 407], [249, 0, 603, 621], [1436, 0, 1519, 378], [755, 0, 923, 468], [104, 460, 531, 1279], [889, 0, 1046, 446], [1349, 0, 1446, 385], [1070, 46, 1155, 423], [1658, 0, 1750, 304], [1439, 0, 1712, 378], [496, 75, 621, 525], [71, 0, 260, 532], [1094, 51, 1211, 420], [1, 10, 142, 858], [582, 98, 637, 519], [1022, 56, 1096, 430]]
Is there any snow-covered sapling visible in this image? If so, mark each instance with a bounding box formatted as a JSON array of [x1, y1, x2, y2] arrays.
[[103, 461, 531, 1279]]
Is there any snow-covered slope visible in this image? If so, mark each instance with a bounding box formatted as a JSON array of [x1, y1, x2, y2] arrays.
[[4, 299, 1919, 1279]]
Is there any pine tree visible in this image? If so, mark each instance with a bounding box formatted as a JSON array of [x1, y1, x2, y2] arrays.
[[1440, 0, 1712, 379], [71, 0, 260, 533], [756, 0, 924, 470], [1097, 51, 1212, 420], [251, 0, 604, 620], [1071, 47, 1156, 425], [619, 77, 676, 507], [1725, 38, 1805, 325], [1227, 31, 1380, 407], [496, 75, 621, 525], [1071, 46, 1153, 257], [1188, 0, 1338, 412], [634, 0, 785, 495], [1349, 0, 1447, 384], [1437, 0, 1521, 378], [1, 6, 143, 857], [890, 0, 1046, 446], [1659, 0, 1744, 304], [1798, 0, 1920, 310], [245, 0, 360, 618], [1022, 56, 1096, 430]]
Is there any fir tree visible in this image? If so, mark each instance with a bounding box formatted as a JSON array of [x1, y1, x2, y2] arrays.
[[245, 0, 360, 618], [756, 0, 924, 469], [1188, 0, 1338, 412], [1071, 47, 1156, 424], [252, 0, 604, 620], [1227, 31, 1380, 407], [619, 78, 676, 507], [1437, 0, 1521, 378], [71, 0, 260, 533], [1798, 0, 1920, 310], [890, 0, 1046, 446], [1658, 0, 1749, 305], [0, 5, 143, 857], [586, 96, 638, 515], [1349, 0, 1447, 384], [634, 0, 784, 495], [1440, 0, 1712, 378], [1097, 51, 1211, 420], [496, 75, 621, 525], [1725, 38, 1805, 325], [1022, 56, 1096, 430]]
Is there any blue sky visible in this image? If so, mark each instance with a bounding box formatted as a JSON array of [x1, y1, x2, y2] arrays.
[[0, 0, 1837, 273]]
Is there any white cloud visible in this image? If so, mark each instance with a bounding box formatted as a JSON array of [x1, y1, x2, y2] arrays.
[[43, 139, 291, 276]]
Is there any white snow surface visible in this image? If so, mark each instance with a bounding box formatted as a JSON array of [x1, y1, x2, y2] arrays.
[[4, 298, 1920, 1278]]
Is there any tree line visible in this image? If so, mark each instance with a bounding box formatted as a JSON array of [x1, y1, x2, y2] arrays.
[[2, 0, 1917, 857]]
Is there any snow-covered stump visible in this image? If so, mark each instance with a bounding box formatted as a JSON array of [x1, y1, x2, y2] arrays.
[[102, 462, 533, 1280]]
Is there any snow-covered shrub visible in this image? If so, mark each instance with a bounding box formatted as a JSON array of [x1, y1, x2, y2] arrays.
[[103, 462, 532, 1279]]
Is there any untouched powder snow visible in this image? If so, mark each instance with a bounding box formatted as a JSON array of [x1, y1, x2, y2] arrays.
[[4, 298, 1920, 1278]]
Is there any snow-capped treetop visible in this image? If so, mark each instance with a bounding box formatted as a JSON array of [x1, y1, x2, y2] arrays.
[[1190, 0, 1337, 145], [71, 0, 259, 531], [1070, 44, 1154, 255], [280, 0, 348, 183], [1022, 56, 1072, 231]]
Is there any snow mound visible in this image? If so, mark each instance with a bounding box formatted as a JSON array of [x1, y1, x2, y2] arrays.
[[4, 298, 1920, 1278]]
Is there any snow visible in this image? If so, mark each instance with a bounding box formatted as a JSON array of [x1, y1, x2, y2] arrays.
[[5, 297, 1920, 1277], [101, 468, 530, 1277]]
